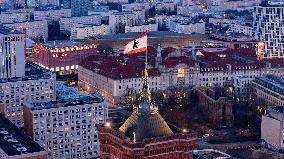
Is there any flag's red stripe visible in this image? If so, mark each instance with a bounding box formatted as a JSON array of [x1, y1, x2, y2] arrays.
[[135, 32, 148, 40], [127, 47, 147, 54]]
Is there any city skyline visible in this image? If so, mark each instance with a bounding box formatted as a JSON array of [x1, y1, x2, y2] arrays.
[[0, 0, 284, 159]]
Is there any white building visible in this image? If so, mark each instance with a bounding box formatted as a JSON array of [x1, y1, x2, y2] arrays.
[[59, 15, 102, 32], [253, 1, 284, 58], [169, 19, 205, 34], [78, 47, 284, 105], [262, 106, 284, 150], [27, 0, 60, 7], [71, 24, 113, 40], [0, 11, 30, 24], [4, 20, 48, 41], [109, 10, 145, 33], [23, 85, 108, 159], [0, 61, 56, 127], [0, 26, 25, 78], [125, 23, 158, 33], [229, 23, 253, 36], [34, 9, 72, 21]]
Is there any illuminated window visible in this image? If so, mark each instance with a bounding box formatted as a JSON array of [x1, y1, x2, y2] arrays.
[[50, 68, 54, 71], [56, 67, 59, 71], [75, 65, 78, 69], [61, 67, 65, 70], [178, 68, 185, 77], [66, 66, 70, 70], [71, 65, 75, 69]]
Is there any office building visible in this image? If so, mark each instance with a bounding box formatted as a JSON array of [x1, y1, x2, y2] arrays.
[[0, 26, 25, 78], [5, 20, 48, 41], [34, 9, 72, 21], [71, 0, 93, 17], [253, 1, 284, 58], [70, 24, 112, 40], [23, 83, 108, 159], [0, 61, 56, 127], [59, 15, 102, 32]]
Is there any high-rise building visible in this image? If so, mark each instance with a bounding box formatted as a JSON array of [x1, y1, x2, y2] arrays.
[[23, 83, 108, 159], [71, 0, 93, 17], [253, 0, 284, 58], [98, 64, 197, 158], [0, 26, 25, 78], [0, 61, 56, 127]]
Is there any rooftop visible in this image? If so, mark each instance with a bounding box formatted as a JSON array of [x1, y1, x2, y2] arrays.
[[41, 40, 91, 48], [0, 61, 53, 83], [254, 75, 284, 96], [0, 25, 22, 35], [26, 94, 104, 111], [0, 114, 46, 156]]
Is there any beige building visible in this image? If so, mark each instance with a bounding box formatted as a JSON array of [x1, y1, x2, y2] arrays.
[[79, 47, 284, 106], [252, 75, 284, 106]]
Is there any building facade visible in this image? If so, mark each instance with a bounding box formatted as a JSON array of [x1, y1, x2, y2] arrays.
[[34, 9, 72, 21], [59, 15, 102, 32], [34, 40, 97, 75], [262, 106, 284, 150], [0, 62, 56, 127], [253, 1, 284, 58], [70, 24, 112, 40], [252, 75, 284, 107], [23, 93, 108, 159], [71, 0, 93, 17], [0, 26, 25, 78], [5, 20, 48, 41], [79, 47, 284, 105]]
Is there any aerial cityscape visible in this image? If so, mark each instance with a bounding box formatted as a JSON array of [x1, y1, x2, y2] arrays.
[[0, 0, 283, 158]]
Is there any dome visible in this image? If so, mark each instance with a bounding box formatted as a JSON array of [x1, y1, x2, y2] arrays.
[[119, 101, 173, 142]]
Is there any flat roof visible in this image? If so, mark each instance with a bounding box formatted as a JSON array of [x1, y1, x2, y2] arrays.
[[0, 61, 53, 83], [27, 94, 104, 111], [254, 75, 284, 96], [41, 40, 91, 48], [95, 31, 204, 40], [0, 114, 46, 156], [0, 25, 22, 35]]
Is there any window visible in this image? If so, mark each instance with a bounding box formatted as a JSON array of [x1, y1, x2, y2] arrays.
[[178, 68, 185, 77]]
